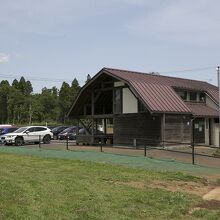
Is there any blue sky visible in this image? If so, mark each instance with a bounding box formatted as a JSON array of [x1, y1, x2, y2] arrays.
[[0, 0, 220, 92]]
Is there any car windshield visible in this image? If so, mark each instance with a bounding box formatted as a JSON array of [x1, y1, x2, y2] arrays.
[[13, 127, 27, 133], [60, 127, 75, 134], [0, 128, 5, 134], [52, 126, 63, 132]]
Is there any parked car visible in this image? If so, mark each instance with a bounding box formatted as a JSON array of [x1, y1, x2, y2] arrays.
[[78, 128, 104, 135], [3, 126, 53, 146], [0, 127, 18, 135], [0, 127, 18, 144], [47, 125, 58, 130], [52, 126, 69, 139], [58, 126, 83, 140]]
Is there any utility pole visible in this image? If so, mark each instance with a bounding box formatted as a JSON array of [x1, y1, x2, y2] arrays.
[[217, 66, 220, 148]]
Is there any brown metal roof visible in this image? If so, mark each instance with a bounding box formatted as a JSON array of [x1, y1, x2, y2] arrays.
[[186, 103, 218, 118], [68, 67, 219, 116], [207, 89, 219, 104], [104, 68, 218, 91], [104, 68, 219, 114], [130, 81, 191, 113]]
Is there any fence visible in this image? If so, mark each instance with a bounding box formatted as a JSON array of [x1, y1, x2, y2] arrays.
[[0, 135, 220, 167]]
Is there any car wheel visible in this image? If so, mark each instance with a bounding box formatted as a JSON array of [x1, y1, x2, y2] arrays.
[[15, 137, 24, 146], [43, 135, 51, 144]]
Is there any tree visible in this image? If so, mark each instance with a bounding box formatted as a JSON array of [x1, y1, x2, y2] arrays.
[[7, 77, 33, 124], [71, 78, 80, 100], [0, 76, 80, 125], [0, 80, 10, 123], [36, 87, 60, 123], [59, 82, 72, 123]]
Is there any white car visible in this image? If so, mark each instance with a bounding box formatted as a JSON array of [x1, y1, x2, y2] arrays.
[[3, 126, 53, 146]]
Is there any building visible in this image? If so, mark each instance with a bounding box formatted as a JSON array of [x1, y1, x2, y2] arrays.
[[67, 68, 219, 147]]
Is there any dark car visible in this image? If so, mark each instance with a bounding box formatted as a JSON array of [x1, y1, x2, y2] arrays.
[[0, 127, 18, 144], [0, 127, 18, 135], [58, 126, 78, 140], [78, 128, 104, 135], [47, 125, 58, 130], [51, 126, 69, 139]]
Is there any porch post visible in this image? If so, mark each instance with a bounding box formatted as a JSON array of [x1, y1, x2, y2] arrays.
[[91, 90, 95, 144], [76, 117, 79, 135], [161, 113, 165, 148], [217, 66, 220, 148]]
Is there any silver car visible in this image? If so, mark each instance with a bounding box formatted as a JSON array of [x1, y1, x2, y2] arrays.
[[4, 126, 53, 146]]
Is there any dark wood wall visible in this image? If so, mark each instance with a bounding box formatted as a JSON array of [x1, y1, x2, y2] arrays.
[[113, 113, 161, 146], [164, 115, 191, 143], [193, 118, 205, 143]]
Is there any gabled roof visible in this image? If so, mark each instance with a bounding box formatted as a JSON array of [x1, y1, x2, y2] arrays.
[[104, 68, 218, 114], [68, 67, 219, 116], [104, 67, 218, 99]]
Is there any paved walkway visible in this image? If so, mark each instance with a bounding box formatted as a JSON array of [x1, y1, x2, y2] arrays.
[[0, 146, 220, 180], [38, 143, 220, 169]]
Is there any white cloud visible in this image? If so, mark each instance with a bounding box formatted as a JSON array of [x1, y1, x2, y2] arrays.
[[0, 53, 9, 63]]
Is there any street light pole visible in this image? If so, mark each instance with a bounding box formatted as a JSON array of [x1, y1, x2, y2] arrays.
[[217, 66, 220, 148]]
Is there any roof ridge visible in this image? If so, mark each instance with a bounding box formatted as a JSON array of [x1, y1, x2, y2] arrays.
[[104, 67, 216, 88]]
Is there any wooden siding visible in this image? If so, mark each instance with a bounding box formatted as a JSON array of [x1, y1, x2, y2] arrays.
[[164, 115, 191, 143], [113, 113, 161, 146]]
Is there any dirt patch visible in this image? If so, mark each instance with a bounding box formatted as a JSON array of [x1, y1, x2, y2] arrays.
[[203, 187, 220, 201], [149, 180, 212, 196], [195, 200, 220, 210], [118, 180, 214, 197]]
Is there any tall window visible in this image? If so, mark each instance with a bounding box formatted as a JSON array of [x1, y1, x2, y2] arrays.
[[177, 91, 187, 100], [199, 93, 206, 102], [189, 92, 197, 101], [138, 100, 147, 112], [114, 88, 122, 114]]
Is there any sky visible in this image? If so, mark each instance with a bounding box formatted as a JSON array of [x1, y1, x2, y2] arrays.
[[0, 0, 220, 92]]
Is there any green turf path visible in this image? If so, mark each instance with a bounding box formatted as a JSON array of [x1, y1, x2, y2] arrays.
[[0, 146, 219, 176]]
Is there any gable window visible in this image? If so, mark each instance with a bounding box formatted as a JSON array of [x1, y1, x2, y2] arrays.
[[199, 93, 206, 102], [189, 92, 197, 101], [138, 100, 147, 112], [114, 88, 122, 114], [176, 91, 187, 101]]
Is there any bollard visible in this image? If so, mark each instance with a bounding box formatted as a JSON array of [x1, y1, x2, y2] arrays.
[[100, 139, 103, 152], [66, 136, 69, 150], [39, 135, 41, 148], [133, 138, 137, 148], [144, 145, 147, 157], [191, 119, 195, 165]]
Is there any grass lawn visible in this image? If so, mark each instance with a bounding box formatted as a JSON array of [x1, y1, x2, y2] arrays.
[[0, 152, 219, 220]]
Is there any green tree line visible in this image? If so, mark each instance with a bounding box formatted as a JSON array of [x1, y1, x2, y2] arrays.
[[0, 77, 81, 125]]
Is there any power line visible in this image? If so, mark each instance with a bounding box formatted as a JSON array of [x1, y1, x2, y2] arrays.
[[0, 65, 218, 83], [159, 66, 216, 74], [0, 73, 85, 83]]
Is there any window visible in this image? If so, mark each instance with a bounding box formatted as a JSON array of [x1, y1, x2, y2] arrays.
[[199, 93, 206, 102], [114, 88, 122, 114], [35, 127, 47, 132], [189, 92, 197, 101], [138, 100, 147, 112], [176, 91, 187, 100], [214, 118, 219, 123], [26, 127, 35, 133], [8, 128, 18, 133], [0, 129, 4, 134]]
